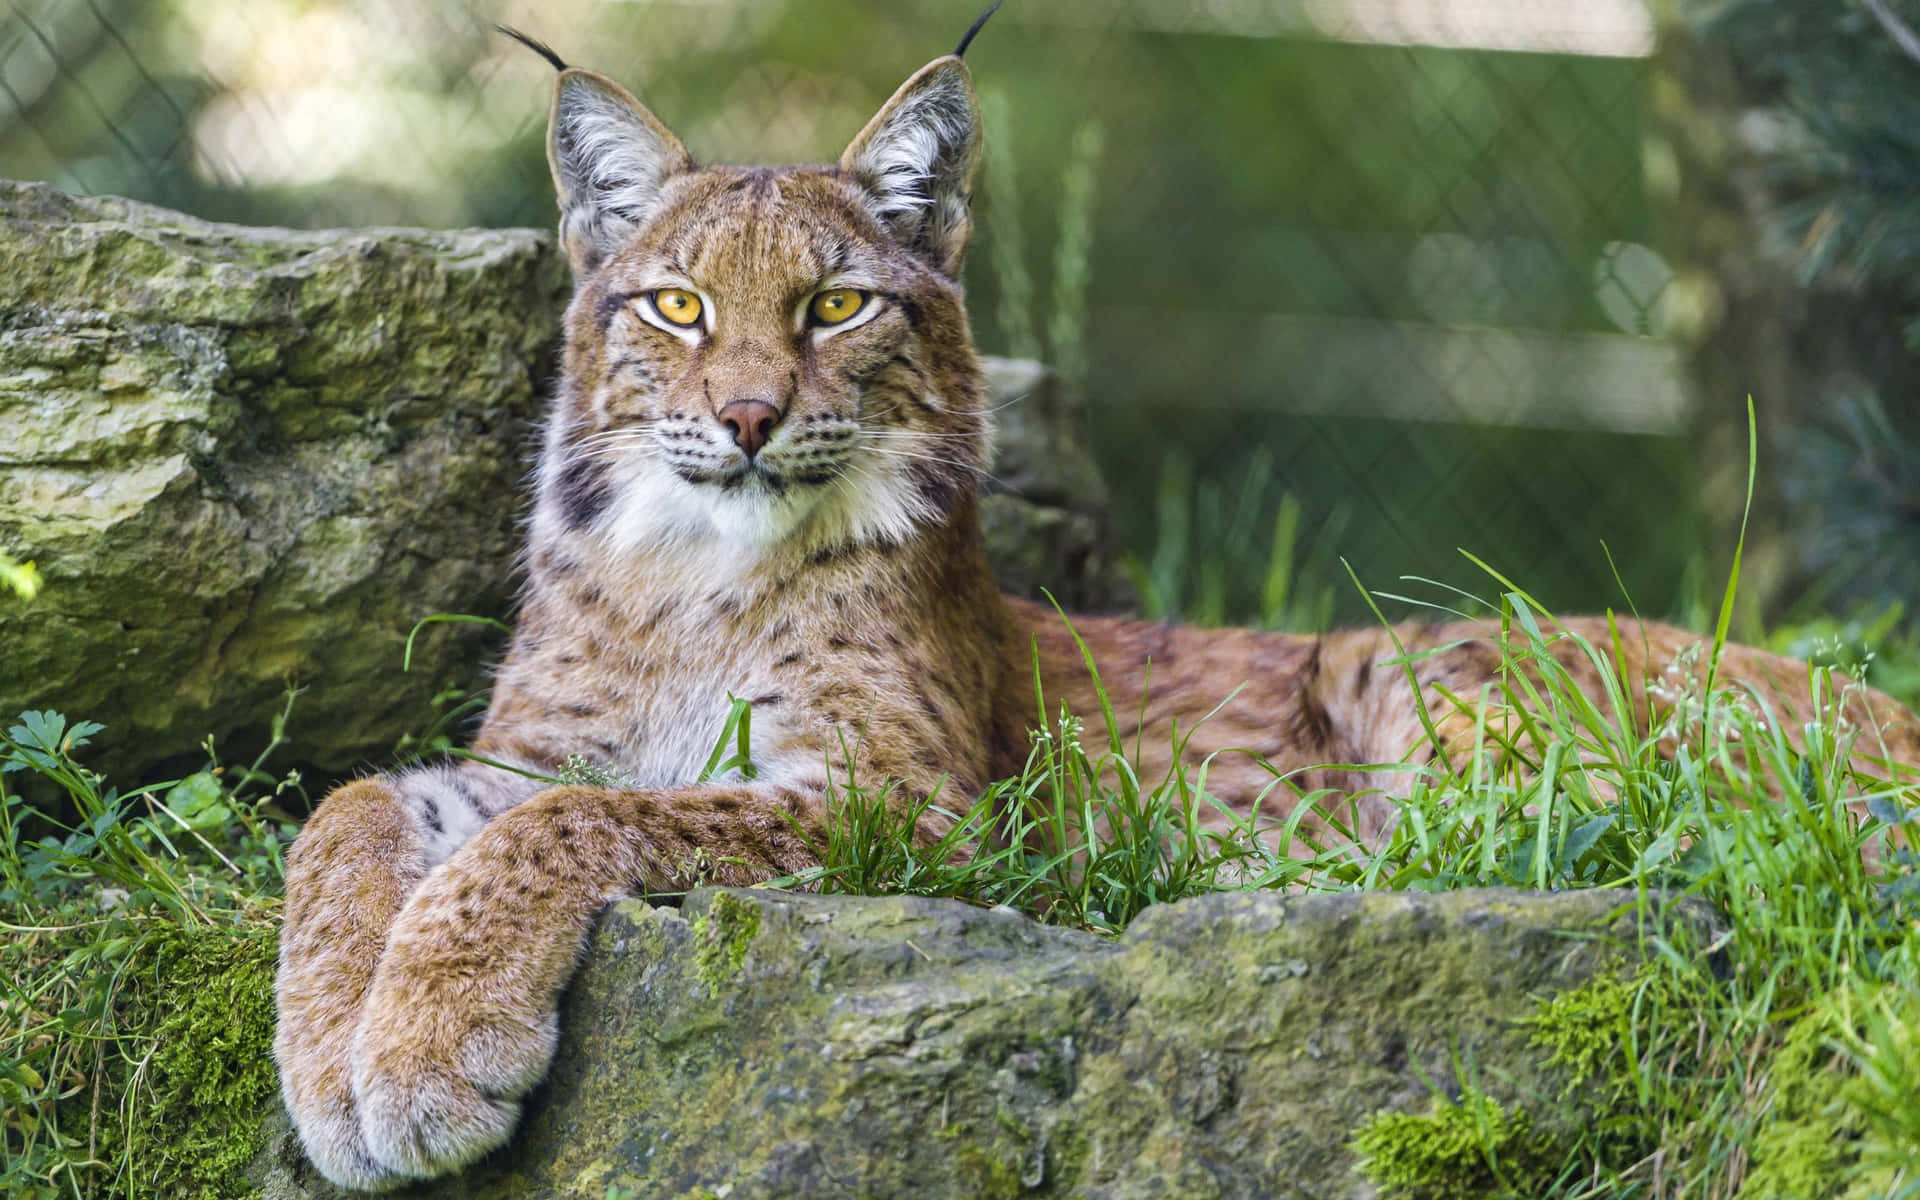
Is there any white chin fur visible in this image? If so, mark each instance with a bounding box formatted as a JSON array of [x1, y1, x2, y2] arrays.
[[597, 448, 940, 563]]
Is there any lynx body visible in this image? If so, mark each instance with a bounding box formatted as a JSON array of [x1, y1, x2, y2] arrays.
[[274, 24, 1920, 1190]]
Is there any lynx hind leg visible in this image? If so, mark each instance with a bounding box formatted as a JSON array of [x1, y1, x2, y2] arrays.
[[351, 782, 822, 1180], [277, 763, 524, 1190]]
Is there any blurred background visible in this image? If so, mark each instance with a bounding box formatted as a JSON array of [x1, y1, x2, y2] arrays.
[[4, 0, 1919, 642]]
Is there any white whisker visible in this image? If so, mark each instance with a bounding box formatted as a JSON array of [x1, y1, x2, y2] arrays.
[[867, 420, 998, 439], [857, 444, 999, 481]]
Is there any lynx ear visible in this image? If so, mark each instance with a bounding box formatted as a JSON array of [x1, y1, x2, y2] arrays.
[[547, 68, 692, 274], [839, 58, 983, 276]]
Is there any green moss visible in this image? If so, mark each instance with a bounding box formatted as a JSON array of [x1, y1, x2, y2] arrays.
[[948, 1123, 1028, 1200], [690, 892, 761, 991], [121, 922, 279, 1200], [28, 917, 278, 1200], [1737, 1015, 1865, 1200], [1350, 1089, 1559, 1200], [1351, 967, 1635, 1190], [1520, 964, 1705, 1166], [1520, 966, 1889, 1199], [1525, 967, 1643, 1098]]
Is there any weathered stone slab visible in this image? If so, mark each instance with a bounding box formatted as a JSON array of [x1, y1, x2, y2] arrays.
[[0, 181, 566, 780], [254, 887, 1708, 1200], [0, 181, 1121, 780]]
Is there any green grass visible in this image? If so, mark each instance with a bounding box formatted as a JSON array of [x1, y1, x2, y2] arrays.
[[1, 707, 299, 1199], [1123, 449, 1351, 631]]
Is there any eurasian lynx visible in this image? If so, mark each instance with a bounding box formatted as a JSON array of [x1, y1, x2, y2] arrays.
[[274, 15, 1920, 1190]]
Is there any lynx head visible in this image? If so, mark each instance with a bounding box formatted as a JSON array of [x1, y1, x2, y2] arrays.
[[524, 27, 995, 563]]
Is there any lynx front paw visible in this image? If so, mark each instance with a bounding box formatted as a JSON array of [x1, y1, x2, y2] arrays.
[[351, 1009, 559, 1179], [283, 1087, 409, 1192]]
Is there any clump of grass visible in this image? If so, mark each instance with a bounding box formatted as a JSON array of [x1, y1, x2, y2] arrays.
[[1, 705, 297, 1200], [778, 611, 1272, 934]]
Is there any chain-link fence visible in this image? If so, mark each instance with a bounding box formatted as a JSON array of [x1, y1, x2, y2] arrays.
[[2, 0, 1892, 631]]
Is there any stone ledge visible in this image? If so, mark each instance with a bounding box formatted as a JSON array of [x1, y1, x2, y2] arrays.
[[254, 886, 1712, 1200]]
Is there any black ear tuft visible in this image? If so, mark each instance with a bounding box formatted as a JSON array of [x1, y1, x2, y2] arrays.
[[954, 1, 1003, 59], [496, 25, 568, 72]]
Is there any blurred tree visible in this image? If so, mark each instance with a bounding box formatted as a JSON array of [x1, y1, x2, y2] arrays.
[[1659, 0, 1920, 623]]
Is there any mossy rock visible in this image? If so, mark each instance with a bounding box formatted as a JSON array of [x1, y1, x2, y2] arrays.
[[0, 181, 1124, 783], [0, 180, 567, 783], [253, 887, 1713, 1199]]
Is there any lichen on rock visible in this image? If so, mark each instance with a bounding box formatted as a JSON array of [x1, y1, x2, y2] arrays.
[[689, 889, 761, 990]]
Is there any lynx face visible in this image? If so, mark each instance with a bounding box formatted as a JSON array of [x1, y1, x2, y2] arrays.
[[535, 60, 988, 560]]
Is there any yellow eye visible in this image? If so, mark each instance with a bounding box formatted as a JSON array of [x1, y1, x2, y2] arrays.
[[809, 288, 867, 326], [651, 288, 703, 327]]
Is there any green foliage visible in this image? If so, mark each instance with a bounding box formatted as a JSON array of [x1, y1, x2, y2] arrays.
[[1525, 968, 1655, 1103], [391, 612, 508, 766], [1824, 944, 1920, 1196], [1737, 1013, 1873, 1200], [0, 703, 292, 1199], [696, 695, 759, 783], [1125, 450, 1350, 631]]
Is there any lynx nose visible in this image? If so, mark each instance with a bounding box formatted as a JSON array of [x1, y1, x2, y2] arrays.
[[716, 399, 780, 459]]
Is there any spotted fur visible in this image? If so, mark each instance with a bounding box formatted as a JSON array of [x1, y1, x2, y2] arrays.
[[275, 33, 1920, 1192]]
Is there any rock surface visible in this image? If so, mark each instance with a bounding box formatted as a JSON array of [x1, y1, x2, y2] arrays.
[[980, 356, 1128, 613], [0, 181, 1121, 781], [253, 887, 1705, 1200]]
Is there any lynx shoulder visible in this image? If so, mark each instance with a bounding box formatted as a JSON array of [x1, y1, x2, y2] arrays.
[[273, 18, 1920, 1191]]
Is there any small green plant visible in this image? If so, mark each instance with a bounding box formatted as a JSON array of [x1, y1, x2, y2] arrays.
[[1351, 1087, 1560, 1200], [0, 550, 40, 600], [390, 612, 510, 765]]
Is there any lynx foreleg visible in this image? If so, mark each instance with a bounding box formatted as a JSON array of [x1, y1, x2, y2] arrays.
[[274, 779, 427, 1192], [349, 782, 824, 1181], [276, 761, 540, 1190]]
